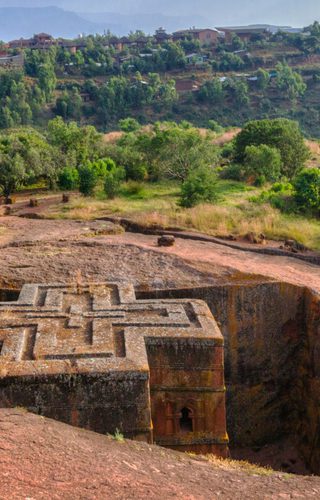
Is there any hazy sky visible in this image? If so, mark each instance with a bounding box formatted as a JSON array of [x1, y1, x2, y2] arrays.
[[0, 0, 319, 26]]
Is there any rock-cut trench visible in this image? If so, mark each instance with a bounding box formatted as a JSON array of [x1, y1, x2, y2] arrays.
[[137, 279, 320, 475], [1, 279, 319, 475]]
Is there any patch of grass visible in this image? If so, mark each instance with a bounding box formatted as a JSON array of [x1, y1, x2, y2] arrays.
[[45, 179, 320, 251], [206, 455, 276, 477], [109, 429, 125, 442]]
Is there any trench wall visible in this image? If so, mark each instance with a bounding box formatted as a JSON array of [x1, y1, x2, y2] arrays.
[[137, 281, 320, 473]]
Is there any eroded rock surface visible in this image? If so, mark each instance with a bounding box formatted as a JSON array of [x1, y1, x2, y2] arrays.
[[1, 409, 320, 500]]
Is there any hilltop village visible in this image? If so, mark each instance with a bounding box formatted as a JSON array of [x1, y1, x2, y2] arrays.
[[1, 23, 320, 134]]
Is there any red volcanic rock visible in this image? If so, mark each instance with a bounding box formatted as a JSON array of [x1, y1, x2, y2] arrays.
[[1, 409, 320, 499]]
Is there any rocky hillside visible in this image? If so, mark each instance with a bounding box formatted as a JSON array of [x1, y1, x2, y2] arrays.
[[1, 408, 320, 499]]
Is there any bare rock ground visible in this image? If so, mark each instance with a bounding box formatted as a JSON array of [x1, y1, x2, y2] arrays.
[[1, 409, 320, 500], [0, 217, 319, 293]]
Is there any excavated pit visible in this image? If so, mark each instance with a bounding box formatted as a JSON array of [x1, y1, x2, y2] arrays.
[[0, 279, 319, 475], [137, 280, 320, 475]]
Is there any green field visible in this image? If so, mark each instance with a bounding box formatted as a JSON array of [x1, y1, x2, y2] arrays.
[[46, 179, 320, 251]]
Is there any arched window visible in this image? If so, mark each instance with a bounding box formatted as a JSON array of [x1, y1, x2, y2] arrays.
[[179, 407, 193, 433]]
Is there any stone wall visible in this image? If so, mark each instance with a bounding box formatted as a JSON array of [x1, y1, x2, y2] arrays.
[[147, 338, 228, 456], [300, 289, 320, 473], [0, 372, 152, 441]]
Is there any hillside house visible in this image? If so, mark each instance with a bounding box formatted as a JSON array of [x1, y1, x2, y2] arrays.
[[173, 28, 222, 46], [9, 33, 83, 53], [154, 27, 172, 44], [218, 26, 269, 42]]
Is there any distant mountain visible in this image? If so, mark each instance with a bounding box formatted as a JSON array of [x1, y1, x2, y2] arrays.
[[0, 7, 103, 41], [0, 0, 320, 27], [79, 12, 206, 35], [0, 6, 206, 41], [1, 1, 320, 41]]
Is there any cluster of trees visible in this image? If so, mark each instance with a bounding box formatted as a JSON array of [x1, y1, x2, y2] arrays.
[[91, 73, 177, 125], [59, 158, 125, 198], [106, 121, 218, 182], [0, 117, 104, 201], [224, 118, 320, 213], [0, 70, 46, 129], [54, 73, 177, 123], [0, 115, 319, 215], [197, 63, 306, 111]]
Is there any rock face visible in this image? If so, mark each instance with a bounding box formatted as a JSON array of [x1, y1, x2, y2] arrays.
[[139, 280, 320, 474], [0, 282, 228, 457], [2, 408, 320, 500]]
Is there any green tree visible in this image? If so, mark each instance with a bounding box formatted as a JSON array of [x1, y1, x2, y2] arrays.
[[58, 167, 79, 190], [275, 63, 306, 100], [180, 165, 218, 208], [198, 79, 224, 104], [256, 68, 270, 91], [78, 163, 98, 196], [38, 63, 57, 102], [0, 128, 53, 200], [234, 119, 309, 179], [47, 117, 102, 168], [294, 168, 320, 211], [244, 144, 282, 183], [119, 118, 141, 132], [228, 79, 250, 107], [104, 164, 125, 199]]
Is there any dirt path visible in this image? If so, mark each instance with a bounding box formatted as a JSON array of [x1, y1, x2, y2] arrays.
[[1, 409, 319, 500]]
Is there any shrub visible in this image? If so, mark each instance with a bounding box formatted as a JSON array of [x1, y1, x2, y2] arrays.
[[219, 163, 243, 181], [92, 158, 117, 178], [122, 180, 145, 197], [208, 120, 224, 133], [78, 164, 98, 196], [125, 163, 147, 182], [244, 144, 282, 183], [221, 141, 235, 159], [180, 166, 218, 208], [58, 167, 79, 190], [119, 118, 141, 133], [251, 181, 295, 212], [104, 165, 126, 199], [294, 168, 320, 211]]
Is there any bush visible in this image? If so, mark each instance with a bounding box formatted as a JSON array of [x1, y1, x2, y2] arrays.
[[125, 163, 147, 182], [180, 166, 218, 208], [119, 118, 141, 133], [122, 180, 145, 197], [78, 164, 98, 196], [208, 120, 224, 133], [244, 144, 282, 183], [58, 167, 79, 190], [104, 165, 125, 199], [251, 181, 295, 212], [219, 163, 243, 181], [294, 168, 320, 212], [92, 158, 117, 178], [221, 141, 235, 159]]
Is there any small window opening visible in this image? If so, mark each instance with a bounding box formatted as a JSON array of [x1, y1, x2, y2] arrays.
[[179, 407, 193, 433]]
